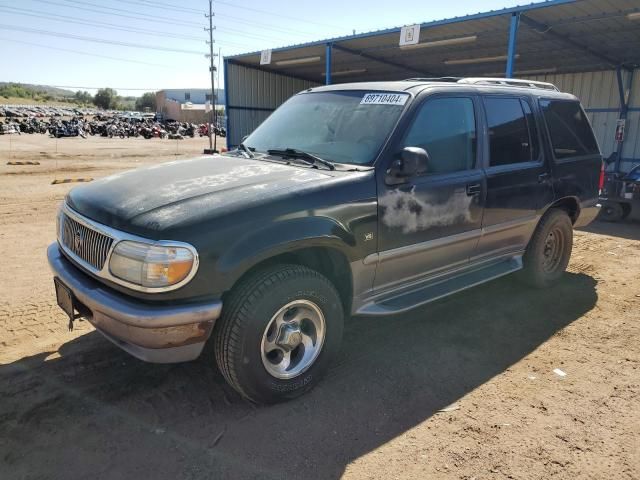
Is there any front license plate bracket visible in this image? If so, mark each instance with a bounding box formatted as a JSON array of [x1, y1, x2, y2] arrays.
[[54, 277, 80, 331]]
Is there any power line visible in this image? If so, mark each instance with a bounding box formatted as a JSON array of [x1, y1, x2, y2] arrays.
[[28, 0, 297, 45], [0, 37, 174, 68], [109, 0, 313, 36], [215, 0, 344, 30], [0, 6, 204, 42], [111, 0, 202, 15], [31, 0, 202, 28], [216, 13, 310, 36], [213, 24, 291, 43], [55, 0, 203, 27], [118, 0, 345, 31], [0, 6, 254, 48], [0, 24, 205, 54]]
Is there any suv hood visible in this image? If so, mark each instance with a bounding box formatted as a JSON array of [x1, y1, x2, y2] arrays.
[[66, 155, 333, 234]]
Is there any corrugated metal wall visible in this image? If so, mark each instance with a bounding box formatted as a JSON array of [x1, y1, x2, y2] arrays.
[[525, 69, 639, 171], [225, 62, 319, 147]]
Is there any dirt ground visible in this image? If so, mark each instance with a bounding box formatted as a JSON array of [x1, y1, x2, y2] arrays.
[[0, 133, 638, 480]]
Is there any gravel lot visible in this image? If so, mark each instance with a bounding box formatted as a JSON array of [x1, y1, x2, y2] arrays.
[[1, 134, 638, 480]]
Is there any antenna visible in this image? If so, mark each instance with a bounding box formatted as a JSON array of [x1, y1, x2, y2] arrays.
[[204, 0, 219, 154]]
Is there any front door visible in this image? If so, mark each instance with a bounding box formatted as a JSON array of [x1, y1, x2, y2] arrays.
[[375, 95, 485, 291]]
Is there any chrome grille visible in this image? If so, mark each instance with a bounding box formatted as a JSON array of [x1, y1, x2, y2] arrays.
[[59, 212, 113, 270]]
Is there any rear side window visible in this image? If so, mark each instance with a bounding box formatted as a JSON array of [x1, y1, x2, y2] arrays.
[[540, 100, 599, 159], [484, 97, 536, 166], [402, 97, 477, 174]]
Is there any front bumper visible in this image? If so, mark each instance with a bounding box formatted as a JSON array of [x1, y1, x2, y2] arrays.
[[48, 243, 222, 363]]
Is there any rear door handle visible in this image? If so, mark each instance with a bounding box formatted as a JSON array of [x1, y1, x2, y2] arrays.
[[538, 173, 550, 183], [466, 183, 481, 196]]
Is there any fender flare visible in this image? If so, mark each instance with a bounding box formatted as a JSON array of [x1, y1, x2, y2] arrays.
[[540, 195, 581, 224], [215, 216, 357, 291]]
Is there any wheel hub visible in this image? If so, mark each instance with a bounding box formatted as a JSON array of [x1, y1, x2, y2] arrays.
[[276, 324, 303, 352], [260, 300, 326, 380], [542, 227, 564, 273]]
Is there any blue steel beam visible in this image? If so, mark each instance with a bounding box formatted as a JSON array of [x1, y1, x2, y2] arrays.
[[506, 12, 520, 78], [615, 67, 634, 173], [325, 43, 332, 85]]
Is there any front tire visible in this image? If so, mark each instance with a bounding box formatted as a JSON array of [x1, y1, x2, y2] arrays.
[[214, 264, 344, 404], [521, 209, 573, 288]]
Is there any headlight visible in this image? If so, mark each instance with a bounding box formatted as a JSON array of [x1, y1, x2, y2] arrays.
[[109, 241, 197, 289]]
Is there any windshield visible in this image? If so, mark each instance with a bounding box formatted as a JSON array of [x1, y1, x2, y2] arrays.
[[243, 90, 409, 165]]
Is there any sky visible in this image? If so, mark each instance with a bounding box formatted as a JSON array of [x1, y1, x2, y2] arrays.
[[1, 0, 536, 96]]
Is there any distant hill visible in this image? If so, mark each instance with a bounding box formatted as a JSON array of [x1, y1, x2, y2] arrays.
[[0, 82, 76, 98]]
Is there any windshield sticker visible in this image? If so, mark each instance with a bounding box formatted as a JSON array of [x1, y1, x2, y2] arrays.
[[360, 93, 409, 106]]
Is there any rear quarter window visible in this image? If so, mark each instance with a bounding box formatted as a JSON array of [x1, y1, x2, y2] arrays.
[[539, 99, 599, 159]]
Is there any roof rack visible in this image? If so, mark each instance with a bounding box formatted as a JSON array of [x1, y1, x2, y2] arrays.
[[404, 77, 462, 83], [404, 76, 559, 91], [457, 77, 559, 91]]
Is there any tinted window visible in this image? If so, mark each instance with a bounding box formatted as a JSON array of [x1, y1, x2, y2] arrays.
[[484, 97, 533, 166], [403, 97, 476, 174], [540, 100, 599, 159]]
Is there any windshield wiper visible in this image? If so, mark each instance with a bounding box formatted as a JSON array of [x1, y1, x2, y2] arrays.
[[237, 142, 254, 159], [267, 148, 335, 171]]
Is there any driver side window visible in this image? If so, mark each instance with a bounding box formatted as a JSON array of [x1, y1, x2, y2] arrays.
[[403, 97, 477, 174]]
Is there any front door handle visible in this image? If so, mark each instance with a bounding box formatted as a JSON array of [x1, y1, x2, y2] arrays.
[[466, 183, 481, 196]]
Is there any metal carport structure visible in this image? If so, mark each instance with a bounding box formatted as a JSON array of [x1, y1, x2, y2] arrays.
[[224, 0, 640, 171]]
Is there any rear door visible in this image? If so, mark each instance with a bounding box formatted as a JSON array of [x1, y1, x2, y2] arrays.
[[538, 99, 601, 205], [374, 94, 485, 291], [474, 95, 554, 261]]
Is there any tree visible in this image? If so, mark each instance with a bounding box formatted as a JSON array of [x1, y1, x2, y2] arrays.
[[135, 92, 157, 112], [74, 90, 93, 104], [93, 88, 118, 110]]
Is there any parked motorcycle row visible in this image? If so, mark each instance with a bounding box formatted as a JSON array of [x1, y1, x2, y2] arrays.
[[0, 104, 106, 118], [1, 115, 226, 139]]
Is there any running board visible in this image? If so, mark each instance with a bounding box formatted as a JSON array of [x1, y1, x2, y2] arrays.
[[357, 256, 523, 316]]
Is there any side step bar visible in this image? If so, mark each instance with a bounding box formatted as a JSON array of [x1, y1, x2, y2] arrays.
[[357, 256, 523, 316]]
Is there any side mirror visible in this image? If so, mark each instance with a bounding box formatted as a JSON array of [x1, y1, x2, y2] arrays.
[[385, 147, 429, 185]]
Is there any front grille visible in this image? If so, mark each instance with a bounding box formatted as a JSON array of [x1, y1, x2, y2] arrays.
[[59, 212, 113, 270]]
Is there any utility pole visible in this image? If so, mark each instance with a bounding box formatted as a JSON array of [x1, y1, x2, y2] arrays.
[[204, 0, 218, 154]]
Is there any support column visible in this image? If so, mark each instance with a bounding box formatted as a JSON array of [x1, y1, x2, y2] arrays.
[[615, 67, 634, 173], [506, 12, 520, 78], [325, 43, 332, 85], [223, 58, 231, 148]]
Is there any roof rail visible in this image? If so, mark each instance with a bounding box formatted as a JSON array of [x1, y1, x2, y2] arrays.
[[404, 77, 462, 83], [457, 77, 559, 91]]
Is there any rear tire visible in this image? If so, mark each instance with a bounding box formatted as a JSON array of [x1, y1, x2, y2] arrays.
[[214, 264, 344, 404], [521, 209, 573, 288], [599, 202, 624, 222]]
